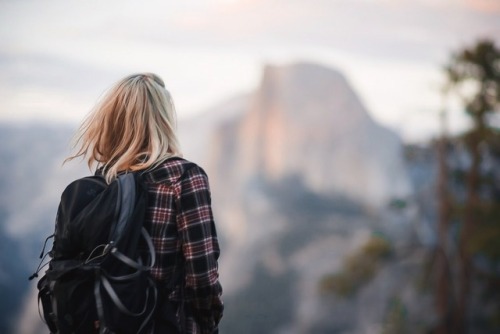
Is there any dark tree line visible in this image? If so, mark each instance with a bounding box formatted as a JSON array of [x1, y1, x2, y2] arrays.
[[435, 39, 500, 333]]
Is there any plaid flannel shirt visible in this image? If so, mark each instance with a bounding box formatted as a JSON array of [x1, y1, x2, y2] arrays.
[[143, 158, 223, 334]]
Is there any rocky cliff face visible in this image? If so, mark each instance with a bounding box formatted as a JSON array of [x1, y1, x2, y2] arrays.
[[182, 63, 412, 208], [178, 63, 429, 333]]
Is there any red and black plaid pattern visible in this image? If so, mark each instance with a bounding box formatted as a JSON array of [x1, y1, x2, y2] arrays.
[[143, 158, 223, 334]]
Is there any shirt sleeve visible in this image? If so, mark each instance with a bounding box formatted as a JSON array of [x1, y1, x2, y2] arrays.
[[176, 166, 223, 333]]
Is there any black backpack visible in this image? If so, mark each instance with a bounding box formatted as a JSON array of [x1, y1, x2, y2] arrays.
[[30, 172, 163, 334]]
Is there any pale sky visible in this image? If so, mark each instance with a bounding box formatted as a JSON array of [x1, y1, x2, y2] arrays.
[[0, 0, 499, 142]]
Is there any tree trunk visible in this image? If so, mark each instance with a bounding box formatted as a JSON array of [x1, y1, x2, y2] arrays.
[[435, 110, 452, 334], [454, 130, 482, 334]]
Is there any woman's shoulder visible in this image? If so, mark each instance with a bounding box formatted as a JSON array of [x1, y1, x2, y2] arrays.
[[142, 157, 207, 185]]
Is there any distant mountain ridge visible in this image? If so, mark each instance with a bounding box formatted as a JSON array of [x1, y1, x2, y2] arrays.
[[176, 63, 426, 332], [181, 62, 412, 207]]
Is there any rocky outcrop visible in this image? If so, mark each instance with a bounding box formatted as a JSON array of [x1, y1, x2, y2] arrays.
[[181, 62, 412, 208], [177, 63, 427, 333]]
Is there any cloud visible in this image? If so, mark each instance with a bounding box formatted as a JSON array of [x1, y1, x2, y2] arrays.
[[464, 0, 500, 14], [163, 0, 500, 63], [0, 0, 499, 140], [2, 0, 498, 64]]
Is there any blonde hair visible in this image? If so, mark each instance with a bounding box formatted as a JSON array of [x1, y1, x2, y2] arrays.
[[67, 73, 182, 183]]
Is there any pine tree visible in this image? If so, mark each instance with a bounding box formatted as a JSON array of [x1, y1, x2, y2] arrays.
[[444, 39, 500, 333]]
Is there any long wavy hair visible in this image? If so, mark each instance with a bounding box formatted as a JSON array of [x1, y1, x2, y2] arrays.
[[67, 73, 182, 183]]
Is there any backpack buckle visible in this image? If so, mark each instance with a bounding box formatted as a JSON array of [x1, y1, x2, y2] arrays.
[[103, 241, 115, 255]]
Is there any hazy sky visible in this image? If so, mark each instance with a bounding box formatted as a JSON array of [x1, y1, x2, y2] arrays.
[[1, 0, 499, 142]]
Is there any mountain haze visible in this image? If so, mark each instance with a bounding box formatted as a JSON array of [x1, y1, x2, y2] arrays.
[[3, 62, 429, 333], [182, 63, 412, 208], [177, 63, 427, 332]]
